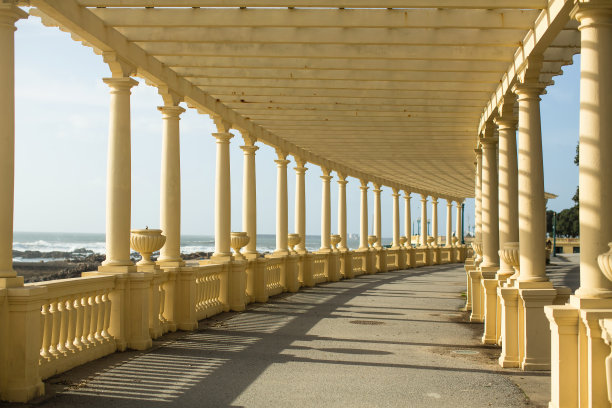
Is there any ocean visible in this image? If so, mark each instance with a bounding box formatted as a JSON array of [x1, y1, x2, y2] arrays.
[[12, 231, 371, 261]]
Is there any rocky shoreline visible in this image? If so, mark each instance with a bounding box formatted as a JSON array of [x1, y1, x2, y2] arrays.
[[14, 249, 214, 283]]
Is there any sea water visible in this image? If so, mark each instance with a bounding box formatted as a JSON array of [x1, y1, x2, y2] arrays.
[[12, 231, 370, 261]]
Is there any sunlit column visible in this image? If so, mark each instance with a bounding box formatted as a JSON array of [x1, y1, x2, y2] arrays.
[[404, 192, 412, 246], [475, 148, 483, 243], [157, 105, 185, 266], [320, 168, 332, 252], [294, 158, 308, 253], [100, 76, 138, 270], [359, 180, 369, 250], [275, 151, 290, 255], [481, 132, 500, 269], [240, 133, 258, 258], [573, 3, 612, 298], [373, 184, 382, 247], [496, 98, 519, 276], [432, 197, 439, 247], [455, 201, 462, 245], [420, 195, 428, 247], [0, 5, 27, 282], [446, 201, 453, 248], [513, 80, 547, 282], [211, 119, 233, 261], [337, 173, 348, 250], [391, 188, 400, 249]]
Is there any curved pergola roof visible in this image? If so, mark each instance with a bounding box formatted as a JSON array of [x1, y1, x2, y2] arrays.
[[26, 0, 579, 201]]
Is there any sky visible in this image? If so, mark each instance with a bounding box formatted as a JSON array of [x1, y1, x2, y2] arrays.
[[12, 16, 580, 242]]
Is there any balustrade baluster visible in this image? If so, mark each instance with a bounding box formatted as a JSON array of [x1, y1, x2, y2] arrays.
[[56, 299, 68, 354], [49, 299, 60, 357], [95, 293, 104, 343], [65, 297, 76, 352], [102, 291, 111, 340], [87, 294, 97, 344], [81, 295, 91, 348], [73, 298, 83, 350], [40, 303, 52, 360]]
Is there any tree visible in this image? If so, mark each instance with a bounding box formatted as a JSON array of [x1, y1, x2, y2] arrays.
[[573, 142, 579, 205], [546, 210, 555, 236], [556, 206, 579, 237]]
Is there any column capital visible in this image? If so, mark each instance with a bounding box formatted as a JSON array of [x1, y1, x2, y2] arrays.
[[241, 131, 257, 147], [480, 136, 499, 148], [337, 172, 347, 181], [571, 1, 612, 27], [275, 159, 290, 167], [212, 132, 233, 144], [512, 82, 547, 100], [240, 145, 259, 154], [157, 105, 185, 118], [212, 115, 232, 133], [0, 4, 28, 28], [102, 77, 139, 92], [474, 147, 482, 156], [294, 165, 308, 174], [404, 192, 411, 200], [337, 179, 348, 186], [420, 194, 428, 202], [275, 149, 288, 161], [321, 167, 332, 177], [494, 117, 518, 130], [372, 183, 382, 193], [392, 187, 400, 196], [320, 175, 333, 182], [432, 197, 439, 204], [447, 201, 453, 207], [294, 156, 307, 167], [359, 179, 369, 189]]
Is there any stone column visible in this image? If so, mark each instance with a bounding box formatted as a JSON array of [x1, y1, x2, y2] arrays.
[[157, 105, 185, 266], [456, 201, 462, 244], [320, 168, 332, 253], [431, 197, 439, 247], [496, 98, 519, 279], [373, 184, 382, 247], [241, 134, 258, 258], [0, 4, 27, 285], [420, 195, 428, 247], [513, 79, 548, 282], [404, 192, 412, 246], [391, 189, 401, 249], [446, 201, 453, 247], [275, 151, 290, 256], [359, 180, 369, 250], [475, 148, 483, 246], [294, 158, 307, 253], [481, 134, 500, 270], [337, 174, 348, 250], [573, 3, 612, 299], [99, 77, 138, 272], [211, 119, 233, 262]]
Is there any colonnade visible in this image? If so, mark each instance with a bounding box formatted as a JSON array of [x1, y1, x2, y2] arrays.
[[464, 3, 612, 407]]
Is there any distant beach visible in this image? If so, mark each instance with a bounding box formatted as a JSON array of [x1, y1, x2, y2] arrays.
[[13, 231, 370, 283]]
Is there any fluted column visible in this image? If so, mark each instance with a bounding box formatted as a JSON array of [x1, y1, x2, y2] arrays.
[[0, 5, 27, 283], [275, 151, 290, 256], [294, 158, 308, 253], [573, 3, 612, 298], [241, 134, 258, 258], [496, 101, 519, 276], [391, 188, 400, 249], [100, 77, 138, 271], [404, 192, 412, 246], [359, 180, 369, 250], [337, 174, 348, 250], [420, 195, 428, 247], [157, 105, 185, 266], [513, 80, 547, 282], [445, 201, 453, 248], [211, 119, 233, 261], [320, 168, 332, 253], [431, 197, 439, 247], [481, 134, 500, 269], [455, 201, 462, 246], [373, 184, 382, 247], [475, 148, 483, 244]]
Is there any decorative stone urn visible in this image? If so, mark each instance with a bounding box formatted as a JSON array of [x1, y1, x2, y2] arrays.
[[427, 236, 435, 247], [231, 232, 250, 259], [330, 234, 341, 251], [130, 228, 166, 265], [598, 242, 612, 283], [399, 236, 407, 248], [472, 240, 483, 258], [499, 242, 520, 279], [288, 233, 301, 254], [368, 235, 377, 248], [452, 236, 459, 247]]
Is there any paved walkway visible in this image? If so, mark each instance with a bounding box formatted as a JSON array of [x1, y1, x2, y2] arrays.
[[8, 263, 567, 408]]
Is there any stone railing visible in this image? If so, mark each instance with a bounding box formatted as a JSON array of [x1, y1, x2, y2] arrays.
[[29, 275, 117, 380], [194, 265, 223, 321], [312, 253, 327, 284], [0, 247, 465, 402], [264, 258, 283, 297]]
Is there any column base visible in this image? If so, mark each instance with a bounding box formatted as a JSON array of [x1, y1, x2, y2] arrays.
[[0, 276, 24, 288], [518, 287, 558, 371], [98, 264, 136, 274]]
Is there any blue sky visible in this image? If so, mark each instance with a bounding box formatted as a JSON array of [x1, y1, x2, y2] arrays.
[[12, 16, 579, 241]]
